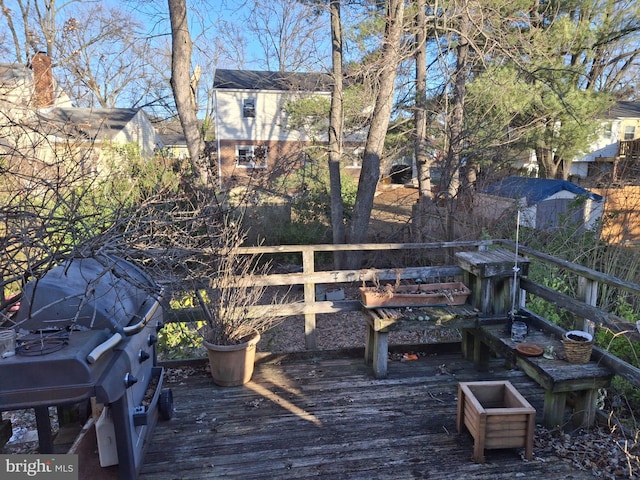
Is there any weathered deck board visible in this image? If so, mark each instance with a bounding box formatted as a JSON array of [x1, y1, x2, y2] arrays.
[[140, 347, 595, 479]]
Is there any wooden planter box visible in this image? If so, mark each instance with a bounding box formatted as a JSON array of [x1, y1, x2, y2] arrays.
[[359, 282, 470, 308], [457, 381, 535, 463]]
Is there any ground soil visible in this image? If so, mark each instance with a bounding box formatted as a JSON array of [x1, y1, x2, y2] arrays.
[[367, 184, 419, 242], [258, 285, 461, 354]]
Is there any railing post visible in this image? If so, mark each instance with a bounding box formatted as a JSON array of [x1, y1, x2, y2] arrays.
[[456, 248, 529, 315], [577, 277, 598, 334], [302, 248, 318, 350]]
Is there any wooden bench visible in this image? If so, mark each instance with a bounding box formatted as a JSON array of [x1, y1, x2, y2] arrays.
[[468, 316, 613, 428], [363, 304, 478, 378]]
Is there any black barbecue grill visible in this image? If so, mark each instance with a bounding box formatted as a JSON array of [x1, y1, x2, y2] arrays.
[[0, 255, 173, 480]]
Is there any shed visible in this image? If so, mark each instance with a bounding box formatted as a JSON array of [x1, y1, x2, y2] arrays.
[[475, 176, 604, 231]]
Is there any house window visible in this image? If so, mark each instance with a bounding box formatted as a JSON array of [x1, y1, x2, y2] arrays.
[[243, 98, 256, 118], [624, 125, 636, 141], [603, 122, 612, 138], [236, 145, 267, 168]]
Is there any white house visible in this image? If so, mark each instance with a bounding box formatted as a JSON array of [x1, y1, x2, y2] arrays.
[[569, 101, 640, 181], [0, 53, 73, 114], [38, 107, 160, 161], [212, 69, 363, 188], [0, 54, 160, 175]]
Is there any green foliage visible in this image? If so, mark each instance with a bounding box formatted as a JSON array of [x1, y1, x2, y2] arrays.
[[102, 142, 181, 204], [276, 220, 329, 246], [157, 321, 205, 360], [157, 293, 206, 360], [598, 329, 639, 369], [284, 95, 330, 131], [465, 65, 536, 144], [283, 85, 373, 139], [597, 324, 640, 427], [284, 160, 358, 227], [525, 270, 575, 329], [517, 222, 640, 427], [266, 158, 357, 261]]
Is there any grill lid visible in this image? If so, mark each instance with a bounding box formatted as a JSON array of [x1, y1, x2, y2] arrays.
[[13, 256, 158, 333]]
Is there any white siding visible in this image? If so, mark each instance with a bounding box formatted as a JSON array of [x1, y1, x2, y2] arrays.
[[215, 89, 329, 142], [114, 110, 160, 158]]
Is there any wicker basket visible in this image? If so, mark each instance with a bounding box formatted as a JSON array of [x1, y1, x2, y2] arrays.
[[562, 330, 594, 364]]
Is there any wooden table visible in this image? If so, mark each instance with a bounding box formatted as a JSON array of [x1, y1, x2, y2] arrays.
[[363, 304, 479, 378], [476, 323, 613, 427]]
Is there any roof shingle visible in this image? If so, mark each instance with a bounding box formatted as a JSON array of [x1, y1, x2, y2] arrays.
[[213, 69, 333, 92]]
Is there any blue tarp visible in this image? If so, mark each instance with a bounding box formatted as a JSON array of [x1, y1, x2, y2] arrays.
[[481, 176, 604, 205]]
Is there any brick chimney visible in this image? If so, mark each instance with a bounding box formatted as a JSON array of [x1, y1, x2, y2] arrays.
[[31, 52, 54, 108]]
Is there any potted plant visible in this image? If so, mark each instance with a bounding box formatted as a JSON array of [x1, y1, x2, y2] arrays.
[[562, 330, 594, 364], [359, 273, 471, 308], [195, 223, 286, 387]]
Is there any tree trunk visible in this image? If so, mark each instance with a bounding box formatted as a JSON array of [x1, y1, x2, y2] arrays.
[[435, 1, 474, 242], [447, 3, 469, 207], [328, 0, 347, 268], [167, 0, 206, 185], [535, 146, 559, 179], [414, 0, 432, 202], [347, 0, 405, 260]]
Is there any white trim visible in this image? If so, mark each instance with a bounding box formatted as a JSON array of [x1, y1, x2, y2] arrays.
[[235, 144, 268, 169]]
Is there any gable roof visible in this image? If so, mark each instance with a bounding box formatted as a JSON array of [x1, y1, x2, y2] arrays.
[[213, 69, 333, 92], [0, 63, 30, 84], [39, 107, 141, 140], [603, 101, 640, 119], [158, 132, 186, 147], [481, 176, 603, 204]]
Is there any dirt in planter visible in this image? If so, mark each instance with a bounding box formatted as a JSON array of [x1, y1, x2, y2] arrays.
[[566, 333, 590, 342]]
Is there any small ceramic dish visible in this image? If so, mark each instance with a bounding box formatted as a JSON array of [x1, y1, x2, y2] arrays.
[[515, 343, 544, 357]]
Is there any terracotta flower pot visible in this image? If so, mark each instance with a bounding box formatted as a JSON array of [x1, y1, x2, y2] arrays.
[[359, 282, 471, 308], [203, 331, 261, 386]]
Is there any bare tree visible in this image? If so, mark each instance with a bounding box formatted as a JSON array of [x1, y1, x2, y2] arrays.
[[414, 0, 432, 201], [0, 1, 166, 112], [328, 0, 346, 267], [0, 113, 247, 319], [0, 0, 59, 63], [55, 5, 148, 108], [167, 0, 206, 185], [243, 0, 328, 71], [347, 0, 406, 253]]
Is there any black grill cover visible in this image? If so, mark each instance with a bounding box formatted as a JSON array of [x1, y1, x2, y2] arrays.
[[13, 256, 157, 333]]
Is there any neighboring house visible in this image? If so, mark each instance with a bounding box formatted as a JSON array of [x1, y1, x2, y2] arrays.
[[212, 69, 363, 188], [157, 131, 189, 161], [569, 101, 640, 182], [0, 52, 73, 114], [475, 176, 604, 231], [0, 54, 160, 175], [35, 107, 160, 174]]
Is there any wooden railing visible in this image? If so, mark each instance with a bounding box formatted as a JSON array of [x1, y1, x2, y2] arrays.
[[167, 239, 640, 390], [168, 240, 494, 349], [500, 240, 640, 389]]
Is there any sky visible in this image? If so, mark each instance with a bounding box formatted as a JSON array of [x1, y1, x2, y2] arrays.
[[118, 0, 332, 72]]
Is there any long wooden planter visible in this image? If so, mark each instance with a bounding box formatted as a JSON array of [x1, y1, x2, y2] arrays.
[[359, 282, 470, 308], [457, 380, 536, 463]]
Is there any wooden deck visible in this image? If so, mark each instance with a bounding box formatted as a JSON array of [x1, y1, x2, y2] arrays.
[[140, 345, 596, 480]]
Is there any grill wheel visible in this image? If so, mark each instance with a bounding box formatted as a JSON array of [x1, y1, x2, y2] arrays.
[[159, 388, 174, 420]]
